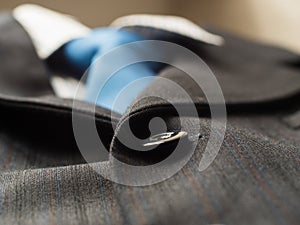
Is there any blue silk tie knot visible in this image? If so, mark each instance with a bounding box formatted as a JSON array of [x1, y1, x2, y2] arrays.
[[63, 28, 156, 114]]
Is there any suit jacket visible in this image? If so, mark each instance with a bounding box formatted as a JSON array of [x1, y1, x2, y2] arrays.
[[0, 12, 299, 225]]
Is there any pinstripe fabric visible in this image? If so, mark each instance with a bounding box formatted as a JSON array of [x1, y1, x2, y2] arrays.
[[0, 12, 299, 225], [0, 116, 299, 225]]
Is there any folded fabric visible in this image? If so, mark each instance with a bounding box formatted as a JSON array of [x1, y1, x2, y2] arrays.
[[14, 5, 224, 113]]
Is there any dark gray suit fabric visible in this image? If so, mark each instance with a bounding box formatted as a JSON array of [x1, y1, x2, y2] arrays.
[[0, 12, 53, 97], [0, 13, 299, 225]]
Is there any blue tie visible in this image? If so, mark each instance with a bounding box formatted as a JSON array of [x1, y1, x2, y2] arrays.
[[63, 28, 156, 114]]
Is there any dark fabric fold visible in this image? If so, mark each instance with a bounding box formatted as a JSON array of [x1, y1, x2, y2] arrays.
[[0, 12, 299, 225]]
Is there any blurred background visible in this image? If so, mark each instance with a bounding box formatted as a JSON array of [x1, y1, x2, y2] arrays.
[[1, 0, 299, 53]]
